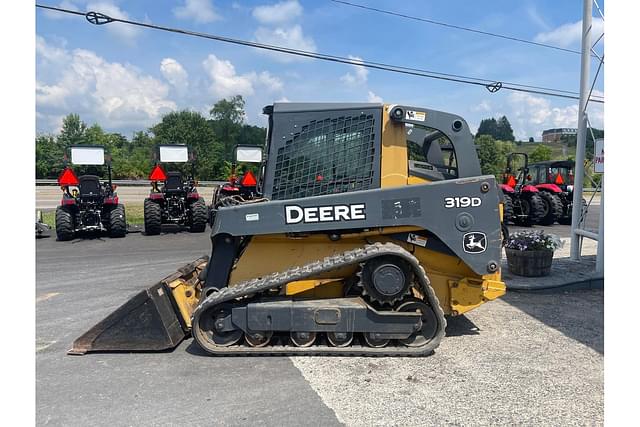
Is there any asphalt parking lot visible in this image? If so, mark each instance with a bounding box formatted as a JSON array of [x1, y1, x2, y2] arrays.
[[36, 226, 603, 426]]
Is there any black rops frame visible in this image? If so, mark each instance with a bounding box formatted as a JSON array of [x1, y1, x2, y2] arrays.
[[66, 145, 113, 190], [154, 144, 197, 181]]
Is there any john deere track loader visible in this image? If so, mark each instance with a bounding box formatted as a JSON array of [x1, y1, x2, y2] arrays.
[[70, 103, 506, 356]]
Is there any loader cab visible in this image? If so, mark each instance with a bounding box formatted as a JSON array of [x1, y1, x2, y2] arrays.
[[259, 103, 480, 201]]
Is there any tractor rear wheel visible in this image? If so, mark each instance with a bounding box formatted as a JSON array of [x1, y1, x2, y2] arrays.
[[109, 204, 127, 238], [538, 192, 563, 226], [189, 198, 207, 233], [502, 193, 514, 224], [143, 198, 162, 235], [55, 206, 75, 241]]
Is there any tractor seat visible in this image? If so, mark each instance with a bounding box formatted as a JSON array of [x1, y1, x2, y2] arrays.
[[78, 175, 102, 199], [164, 172, 184, 193]]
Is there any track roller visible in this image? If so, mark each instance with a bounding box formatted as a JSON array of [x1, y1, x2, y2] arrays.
[[245, 330, 273, 347], [290, 331, 316, 347], [327, 331, 353, 347], [363, 333, 390, 348]]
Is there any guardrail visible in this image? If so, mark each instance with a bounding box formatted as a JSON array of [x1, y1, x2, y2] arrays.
[[36, 179, 227, 186], [36, 179, 602, 192]]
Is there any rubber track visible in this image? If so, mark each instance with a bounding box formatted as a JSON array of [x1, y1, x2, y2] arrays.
[[191, 242, 447, 356]]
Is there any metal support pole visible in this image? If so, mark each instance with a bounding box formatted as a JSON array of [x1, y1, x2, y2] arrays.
[[596, 175, 604, 273], [570, 0, 592, 260]]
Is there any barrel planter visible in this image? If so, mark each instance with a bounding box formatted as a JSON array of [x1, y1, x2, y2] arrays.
[[505, 248, 554, 277]]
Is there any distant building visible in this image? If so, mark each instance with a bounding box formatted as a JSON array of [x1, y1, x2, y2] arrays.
[[542, 128, 577, 143]]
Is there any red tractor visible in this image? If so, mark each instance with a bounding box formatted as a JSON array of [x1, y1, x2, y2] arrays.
[[55, 145, 126, 240], [500, 153, 546, 226], [527, 160, 584, 225], [143, 145, 208, 235], [209, 145, 263, 226]]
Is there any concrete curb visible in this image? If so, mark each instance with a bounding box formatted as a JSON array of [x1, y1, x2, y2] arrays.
[[502, 255, 602, 293]]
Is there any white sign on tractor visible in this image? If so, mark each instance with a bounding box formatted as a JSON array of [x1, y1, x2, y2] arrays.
[[594, 138, 604, 174]]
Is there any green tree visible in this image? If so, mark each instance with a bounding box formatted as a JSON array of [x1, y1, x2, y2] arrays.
[[496, 116, 515, 141], [209, 95, 246, 159], [57, 114, 87, 147], [530, 145, 553, 163], [476, 135, 500, 176], [476, 118, 498, 139], [152, 110, 225, 180], [35, 134, 64, 178]]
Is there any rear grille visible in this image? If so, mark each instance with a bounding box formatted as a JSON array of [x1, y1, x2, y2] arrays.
[[271, 113, 377, 200]]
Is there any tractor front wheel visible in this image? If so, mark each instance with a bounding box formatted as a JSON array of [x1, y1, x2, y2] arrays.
[[502, 193, 514, 224], [517, 193, 544, 227], [144, 198, 162, 235], [55, 206, 75, 241], [189, 198, 208, 233], [109, 204, 127, 238], [538, 192, 563, 226]]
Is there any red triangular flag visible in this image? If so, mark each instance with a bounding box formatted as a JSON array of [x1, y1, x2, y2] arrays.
[[554, 174, 564, 185], [58, 167, 79, 186], [506, 175, 517, 187], [149, 165, 167, 181], [241, 170, 257, 186]]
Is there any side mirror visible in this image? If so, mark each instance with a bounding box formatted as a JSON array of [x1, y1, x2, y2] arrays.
[[235, 145, 263, 163]]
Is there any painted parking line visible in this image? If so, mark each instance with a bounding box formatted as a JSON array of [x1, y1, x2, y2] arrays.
[[36, 292, 60, 303]]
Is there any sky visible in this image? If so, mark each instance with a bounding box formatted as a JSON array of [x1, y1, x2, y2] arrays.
[[35, 0, 605, 141]]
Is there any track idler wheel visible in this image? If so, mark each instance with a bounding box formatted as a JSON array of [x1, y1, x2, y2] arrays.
[[396, 299, 438, 347], [327, 331, 353, 347], [290, 331, 316, 347], [195, 304, 242, 347], [245, 330, 273, 347]]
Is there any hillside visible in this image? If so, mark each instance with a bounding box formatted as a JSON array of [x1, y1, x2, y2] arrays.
[[516, 141, 576, 160]]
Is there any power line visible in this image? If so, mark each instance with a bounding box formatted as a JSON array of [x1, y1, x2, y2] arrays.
[[35, 4, 604, 104], [331, 0, 585, 56]]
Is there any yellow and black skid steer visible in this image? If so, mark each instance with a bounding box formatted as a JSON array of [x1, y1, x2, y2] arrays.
[[69, 103, 507, 356]]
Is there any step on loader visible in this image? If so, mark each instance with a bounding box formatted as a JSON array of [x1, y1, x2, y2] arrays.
[[70, 103, 507, 357], [55, 145, 126, 241]]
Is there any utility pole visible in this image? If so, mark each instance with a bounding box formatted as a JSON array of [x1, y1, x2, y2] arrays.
[[570, 0, 592, 260]]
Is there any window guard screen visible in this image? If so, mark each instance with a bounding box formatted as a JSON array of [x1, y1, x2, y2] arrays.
[[270, 113, 378, 200]]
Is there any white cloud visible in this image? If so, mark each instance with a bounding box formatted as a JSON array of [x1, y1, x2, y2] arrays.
[[506, 92, 603, 139], [43, 1, 80, 19], [160, 58, 189, 93], [341, 56, 368, 86], [367, 91, 382, 103], [252, 0, 302, 25], [254, 25, 316, 62], [534, 18, 604, 48], [173, 0, 221, 24], [471, 100, 492, 113], [36, 37, 176, 130], [202, 54, 284, 99], [86, 2, 140, 43], [202, 55, 255, 98], [36, 35, 70, 64]]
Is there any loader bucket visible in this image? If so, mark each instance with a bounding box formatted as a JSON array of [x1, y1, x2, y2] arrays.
[[68, 257, 208, 355]]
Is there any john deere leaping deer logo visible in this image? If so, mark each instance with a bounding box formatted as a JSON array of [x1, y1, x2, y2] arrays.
[[463, 232, 487, 254]]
